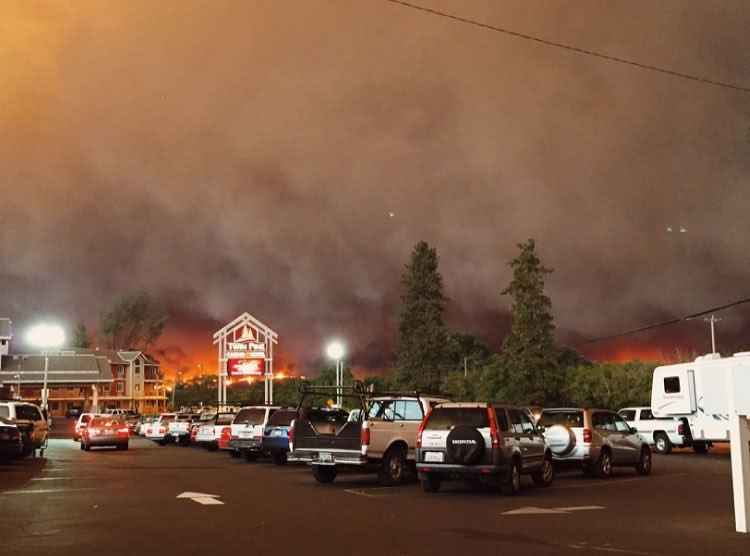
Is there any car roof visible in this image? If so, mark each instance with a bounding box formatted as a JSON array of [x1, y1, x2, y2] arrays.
[[433, 402, 488, 408], [543, 407, 614, 413]]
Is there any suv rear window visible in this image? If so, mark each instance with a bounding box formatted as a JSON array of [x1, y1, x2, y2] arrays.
[[216, 413, 235, 425], [267, 410, 295, 427], [538, 410, 584, 428], [424, 407, 490, 430], [234, 408, 266, 425], [15, 405, 42, 421]]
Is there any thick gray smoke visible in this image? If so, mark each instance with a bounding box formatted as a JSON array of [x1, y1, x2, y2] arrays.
[[1, 1, 749, 373]]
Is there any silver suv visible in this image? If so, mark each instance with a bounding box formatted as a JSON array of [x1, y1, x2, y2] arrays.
[[538, 408, 652, 477], [416, 403, 554, 495]]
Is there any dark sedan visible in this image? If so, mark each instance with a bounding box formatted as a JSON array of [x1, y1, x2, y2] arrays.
[[0, 417, 23, 463]]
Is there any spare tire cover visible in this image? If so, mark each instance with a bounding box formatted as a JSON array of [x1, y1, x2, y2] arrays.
[[446, 425, 485, 464], [545, 424, 576, 456]]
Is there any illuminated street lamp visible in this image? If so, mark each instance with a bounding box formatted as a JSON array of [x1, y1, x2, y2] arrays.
[[326, 341, 345, 407], [27, 324, 65, 412]]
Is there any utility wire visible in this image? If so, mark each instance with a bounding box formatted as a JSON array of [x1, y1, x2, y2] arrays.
[[384, 0, 750, 94], [577, 297, 750, 345]]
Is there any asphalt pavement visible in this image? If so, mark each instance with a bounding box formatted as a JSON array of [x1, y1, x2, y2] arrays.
[[1, 425, 749, 556]]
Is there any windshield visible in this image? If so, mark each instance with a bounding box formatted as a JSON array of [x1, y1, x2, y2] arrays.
[[425, 407, 489, 430], [267, 410, 295, 427], [233, 408, 266, 425], [538, 410, 584, 428]]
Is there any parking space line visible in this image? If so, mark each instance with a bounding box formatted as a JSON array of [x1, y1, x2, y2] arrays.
[[344, 489, 389, 498], [1, 486, 127, 495], [32, 476, 102, 481], [556, 472, 686, 489], [568, 542, 658, 555]]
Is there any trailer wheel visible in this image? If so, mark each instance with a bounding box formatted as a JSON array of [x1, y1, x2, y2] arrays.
[[692, 441, 710, 454], [654, 433, 672, 454], [312, 465, 338, 484]]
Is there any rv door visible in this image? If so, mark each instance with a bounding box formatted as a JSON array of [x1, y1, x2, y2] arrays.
[[652, 366, 697, 416]]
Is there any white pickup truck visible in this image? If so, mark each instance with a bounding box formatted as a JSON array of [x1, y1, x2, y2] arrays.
[[618, 406, 690, 454], [167, 414, 198, 445]]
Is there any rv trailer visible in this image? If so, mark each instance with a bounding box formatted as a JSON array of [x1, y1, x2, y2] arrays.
[[651, 352, 750, 452]]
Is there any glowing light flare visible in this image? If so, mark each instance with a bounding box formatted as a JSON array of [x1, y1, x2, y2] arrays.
[[27, 324, 65, 348], [326, 341, 345, 360]]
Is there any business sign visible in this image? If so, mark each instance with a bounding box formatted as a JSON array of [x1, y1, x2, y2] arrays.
[[227, 358, 264, 376]]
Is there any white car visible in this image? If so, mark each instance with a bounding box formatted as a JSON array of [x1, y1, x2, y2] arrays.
[[226, 405, 281, 461], [195, 412, 235, 451], [74, 413, 99, 441], [0, 401, 49, 457], [145, 413, 176, 445], [618, 407, 690, 454]]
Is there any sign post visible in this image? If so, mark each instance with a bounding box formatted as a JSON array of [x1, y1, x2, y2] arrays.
[[213, 313, 278, 409]]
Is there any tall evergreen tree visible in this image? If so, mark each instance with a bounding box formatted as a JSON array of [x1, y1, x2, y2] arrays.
[[501, 239, 561, 405], [393, 241, 448, 392], [71, 322, 92, 348]]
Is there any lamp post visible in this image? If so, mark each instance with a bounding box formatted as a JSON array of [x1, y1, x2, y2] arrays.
[[26, 324, 65, 412], [326, 341, 345, 408]]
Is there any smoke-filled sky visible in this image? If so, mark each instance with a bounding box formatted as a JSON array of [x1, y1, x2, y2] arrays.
[[2, 1, 749, 377]]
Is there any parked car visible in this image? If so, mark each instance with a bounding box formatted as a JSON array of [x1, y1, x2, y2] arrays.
[[167, 414, 199, 445], [0, 416, 23, 463], [65, 407, 83, 418], [0, 401, 49, 457], [145, 413, 176, 445], [227, 405, 280, 461], [261, 408, 296, 465], [618, 407, 691, 454], [189, 413, 215, 444], [417, 402, 554, 495], [80, 416, 129, 451], [289, 382, 449, 485], [195, 412, 236, 451], [74, 413, 97, 441], [134, 414, 157, 436], [538, 408, 652, 477]]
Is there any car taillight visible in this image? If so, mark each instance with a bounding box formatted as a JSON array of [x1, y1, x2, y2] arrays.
[[487, 407, 499, 448], [221, 427, 231, 441], [416, 408, 432, 448], [583, 428, 592, 443], [288, 422, 294, 444], [118, 427, 129, 435], [678, 424, 685, 435], [361, 425, 370, 446]]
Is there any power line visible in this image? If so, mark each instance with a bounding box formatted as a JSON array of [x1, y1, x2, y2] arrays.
[[577, 297, 750, 345], [384, 0, 750, 94]]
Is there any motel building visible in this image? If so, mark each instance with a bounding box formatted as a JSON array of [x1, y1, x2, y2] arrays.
[[0, 319, 168, 417]]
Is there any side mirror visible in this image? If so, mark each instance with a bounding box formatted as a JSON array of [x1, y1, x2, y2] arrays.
[[630, 426, 638, 434], [536, 425, 546, 433]]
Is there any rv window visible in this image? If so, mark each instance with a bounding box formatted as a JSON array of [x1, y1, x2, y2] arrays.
[[664, 377, 681, 393]]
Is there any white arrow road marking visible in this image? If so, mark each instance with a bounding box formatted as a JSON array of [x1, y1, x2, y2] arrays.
[[502, 505, 605, 515], [503, 506, 568, 515], [176, 492, 224, 505]]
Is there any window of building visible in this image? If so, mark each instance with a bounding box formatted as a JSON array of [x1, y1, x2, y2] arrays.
[[116, 382, 124, 393], [117, 365, 124, 376], [135, 360, 141, 374], [50, 402, 58, 410]]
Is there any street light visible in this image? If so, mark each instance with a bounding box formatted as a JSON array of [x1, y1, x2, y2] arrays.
[[27, 324, 65, 412], [326, 341, 345, 408]]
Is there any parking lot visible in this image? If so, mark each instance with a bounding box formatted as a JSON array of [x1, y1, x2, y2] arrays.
[[1, 423, 748, 556]]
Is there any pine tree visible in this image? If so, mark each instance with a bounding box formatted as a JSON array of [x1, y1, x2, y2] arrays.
[[393, 241, 448, 392], [71, 322, 92, 348], [501, 239, 561, 405]]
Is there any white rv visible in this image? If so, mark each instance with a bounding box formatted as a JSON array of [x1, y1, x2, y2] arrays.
[[651, 352, 750, 452]]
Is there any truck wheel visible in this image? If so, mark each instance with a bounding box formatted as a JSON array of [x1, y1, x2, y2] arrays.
[[273, 453, 288, 466], [692, 442, 710, 454], [229, 450, 241, 458], [635, 447, 651, 475], [594, 448, 612, 478], [654, 433, 672, 454], [531, 455, 555, 487], [312, 465, 338, 484], [421, 474, 441, 493], [501, 460, 521, 496], [378, 445, 408, 486], [244, 451, 258, 462]]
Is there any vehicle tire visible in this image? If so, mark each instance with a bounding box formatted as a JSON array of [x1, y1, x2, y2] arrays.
[[692, 442, 710, 454], [207, 444, 218, 452], [501, 459, 521, 496], [84, 444, 91, 452], [157, 440, 166, 446], [445, 425, 485, 465], [531, 455, 555, 487], [421, 474, 441, 493], [80, 442, 85, 451], [635, 447, 651, 475], [230, 449, 241, 458], [378, 445, 408, 486], [312, 465, 338, 484], [273, 452, 287, 466], [653, 433, 672, 455], [545, 425, 576, 457], [244, 451, 259, 462], [582, 464, 594, 476], [593, 448, 612, 478]]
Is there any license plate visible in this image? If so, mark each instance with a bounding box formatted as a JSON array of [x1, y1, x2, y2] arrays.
[[318, 452, 333, 463], [104, 430, 115, 436], [240, 431, 253, 438], [423, 451, 444, 463], [273, 430, 283, 436]]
